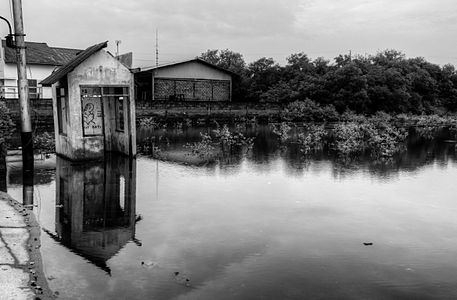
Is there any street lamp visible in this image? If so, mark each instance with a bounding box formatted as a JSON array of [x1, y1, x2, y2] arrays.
[[0, 16, 15, 48]]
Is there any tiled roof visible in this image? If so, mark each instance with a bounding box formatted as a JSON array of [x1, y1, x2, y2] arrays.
[[40, 41, 108, 86], [52, 47, 82, 65], [1, 40, 81, 66]]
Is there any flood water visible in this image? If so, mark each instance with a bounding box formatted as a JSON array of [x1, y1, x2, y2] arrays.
[[6, 126, 457, 300]]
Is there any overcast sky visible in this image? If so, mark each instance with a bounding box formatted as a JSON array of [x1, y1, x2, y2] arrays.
[[1, 0, 457, 67]]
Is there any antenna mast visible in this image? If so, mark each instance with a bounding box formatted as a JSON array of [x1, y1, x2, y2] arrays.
[[155, 29, 159, 67], [115, 40, 121, 57]]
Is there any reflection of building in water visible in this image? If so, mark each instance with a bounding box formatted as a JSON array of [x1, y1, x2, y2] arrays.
[[47, 154, 137, 274]]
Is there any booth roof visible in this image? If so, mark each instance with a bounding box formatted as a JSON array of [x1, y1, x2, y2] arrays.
[[40, 41, 108, 86]]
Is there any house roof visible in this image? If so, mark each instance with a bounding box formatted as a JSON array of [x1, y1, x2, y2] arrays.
[[40, 41, 108, 86], [1, 40, 81, 66], [52, 47, 82, 64], [136, 58, 239, 76]]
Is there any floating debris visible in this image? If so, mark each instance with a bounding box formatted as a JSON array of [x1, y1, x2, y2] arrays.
[[174, 272, 191, 287], [141, 261, 157, 269], [363, 242, 373, 246]]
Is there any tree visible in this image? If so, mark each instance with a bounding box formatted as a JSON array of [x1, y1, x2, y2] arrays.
[[246, 57, 282, 101], [199, 49, 249, 101], [199, 49, 246, 75], [284, 52, 314, 80]]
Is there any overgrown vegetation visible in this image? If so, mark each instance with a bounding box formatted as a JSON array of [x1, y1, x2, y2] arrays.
[[271, 122, 292, 143], [176, 124, 256, 163], [331, 117, 408, 158], [185, 132, 215, 159], [270, 114, 410, 158], [137, 112, 456, 166], [212, 124, 254, 153], [297, 124, 327, 154]]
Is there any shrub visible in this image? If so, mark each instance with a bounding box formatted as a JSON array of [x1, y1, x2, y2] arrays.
[[331, 122, 366, 155], [185, 132, 215, 159], [281, 99, 339, 122], [271, 122, 292, 143], [213, 124, 254, 153], [0, 101, 15, 155], [364, 122, 408, 157], [33, 132, 55, 156], [331, 118, 407, 158], [297, 124, 327, 154], [139, 117, 159, 129]]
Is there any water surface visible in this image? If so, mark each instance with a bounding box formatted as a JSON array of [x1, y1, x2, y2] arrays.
[[6, 127, 457, 300]]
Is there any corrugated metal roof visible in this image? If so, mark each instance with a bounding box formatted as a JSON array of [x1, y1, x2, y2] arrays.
[[40, 41, 108, 86], [136, 58, 239, 76], [2, 40, 81, 66]]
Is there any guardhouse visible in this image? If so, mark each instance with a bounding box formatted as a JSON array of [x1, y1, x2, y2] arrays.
[[41, 41, 136, 160]]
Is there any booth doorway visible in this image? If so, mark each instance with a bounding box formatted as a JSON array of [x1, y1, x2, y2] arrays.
[[81, 86, 132, 155]]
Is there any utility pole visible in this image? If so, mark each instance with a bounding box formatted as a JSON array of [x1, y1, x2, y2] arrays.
[[12, 0, 34, 178]]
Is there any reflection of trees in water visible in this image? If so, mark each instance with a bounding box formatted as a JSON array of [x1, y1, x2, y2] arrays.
[[137, 125, 456, 179], [245, 132, 454, 179]]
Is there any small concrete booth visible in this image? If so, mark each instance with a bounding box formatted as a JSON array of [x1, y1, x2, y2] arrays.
[[40, 41, 136, 160]]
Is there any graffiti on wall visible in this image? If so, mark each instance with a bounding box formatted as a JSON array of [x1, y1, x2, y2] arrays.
[[82, 97, 103, 136]]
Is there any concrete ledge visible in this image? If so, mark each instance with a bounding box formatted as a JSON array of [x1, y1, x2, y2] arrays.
[[0, 192, 54, 299]]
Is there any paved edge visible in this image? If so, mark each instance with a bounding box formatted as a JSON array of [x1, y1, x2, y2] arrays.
[[0, 192, 54, 300]]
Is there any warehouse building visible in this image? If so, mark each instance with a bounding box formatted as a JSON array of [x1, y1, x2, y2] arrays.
[[134, 58, 236, 102]]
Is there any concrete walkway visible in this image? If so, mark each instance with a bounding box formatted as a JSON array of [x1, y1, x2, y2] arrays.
[[0, 192, 52, 300]]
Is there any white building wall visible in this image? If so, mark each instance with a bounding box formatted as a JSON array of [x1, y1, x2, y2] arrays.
[[2, 63, 56, 98]]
